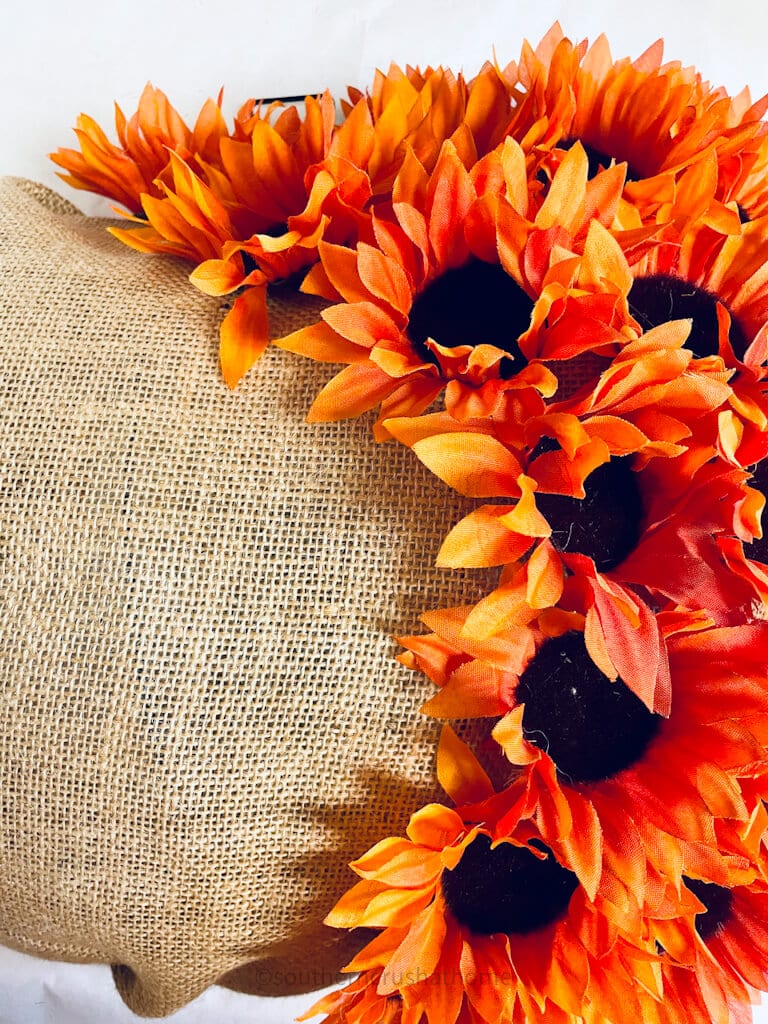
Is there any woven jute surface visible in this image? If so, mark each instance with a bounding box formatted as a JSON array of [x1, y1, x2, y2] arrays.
[[0, 178, 497, 1016]]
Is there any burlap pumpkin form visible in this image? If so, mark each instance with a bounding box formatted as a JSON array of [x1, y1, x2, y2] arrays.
[[0, 177, 497, 1017]]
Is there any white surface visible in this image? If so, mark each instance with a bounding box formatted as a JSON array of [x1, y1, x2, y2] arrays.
[[0, 945, 342, 1023], [4, 1, 768, 1021]]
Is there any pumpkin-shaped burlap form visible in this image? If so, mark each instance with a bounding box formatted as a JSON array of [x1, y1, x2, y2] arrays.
[[0, 177, 499, 1017]]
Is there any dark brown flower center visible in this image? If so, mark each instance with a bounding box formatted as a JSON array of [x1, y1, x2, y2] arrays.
[[628, 273, 749, 359], [685, 878, 734, 941], [746, 459, 768, 563], [516, 631, 662, 783], [442, 834, 578, 935], [534, 455, 642, 571], [407, 259, 532, 372], [241, 251, 260, 276]]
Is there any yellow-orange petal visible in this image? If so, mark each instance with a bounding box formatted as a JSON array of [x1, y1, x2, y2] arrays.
[[412, 433, 523, 498], [461, 575, 535, 641], [276, 320, 368, 364], [579, 219, 633, 294], [189, 258, 244, 296], [321, 301, 402, 349], [406, 804, 466, 849], [352, 839, 444, 888], [499, 475, 552, 537], [492, 707, 540, 765], [307, 363, 397, 421], [526, 539, 565, 608], [377, 901, 447, 995], [422, 660, 517, 718], [555, 790, 603, 900], [437, 505, 535, 568], [219, 286, 270, 388], [437, 725, 494, 804], [324, 878, 389, 927]]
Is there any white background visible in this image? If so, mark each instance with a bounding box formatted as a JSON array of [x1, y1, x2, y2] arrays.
[[4, 0, 768, 1021]]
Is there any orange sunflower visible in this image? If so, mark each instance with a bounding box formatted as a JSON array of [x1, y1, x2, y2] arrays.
[[417, 621, 768, 902], [277, 132, 666, 438], [338, 61, 513, 200], [648, 874, 768, 1024], [302, 729, 682, 1024], [502, 24, 768, 232], [388, 398, 761, 691], [106, 93, 345, 385], [50, 83, 229, 215], [615, 216, 768, 468]]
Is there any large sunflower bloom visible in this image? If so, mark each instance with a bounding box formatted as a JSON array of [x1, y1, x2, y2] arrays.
[[302, 743, 677, 1024], [433, 622, 768, 901], [278, 135, 656, 439], [503, 25, 768, 232], [389, 385, 759, 700], [50, 83, 229, 215]]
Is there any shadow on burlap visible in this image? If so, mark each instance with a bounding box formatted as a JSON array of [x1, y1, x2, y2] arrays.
[[0, 178, 500, 1016]]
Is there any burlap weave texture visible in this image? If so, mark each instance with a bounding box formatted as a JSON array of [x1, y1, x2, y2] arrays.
[[0, 178, 497, 1016]]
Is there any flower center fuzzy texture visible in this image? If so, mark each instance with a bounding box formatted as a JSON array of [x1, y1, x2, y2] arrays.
[[517, 631, 662, 783], [746, 459, 768, 563], [534, 455, 642, 572], [442, 834, 579, 936], [628, 273, 749, 359], [685, 878, 734, 941], [407, 259, 533, 372]]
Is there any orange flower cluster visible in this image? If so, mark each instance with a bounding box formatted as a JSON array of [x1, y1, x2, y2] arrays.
[[55, 24, 768, 1024]]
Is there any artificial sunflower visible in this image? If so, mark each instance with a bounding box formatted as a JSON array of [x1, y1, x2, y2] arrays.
[[419, 621, 768, 902], [650, 875, 768, 1024], [502, 24, 768, 233], [389, 396, 762, 686], [613, 216, 768, 468], [106, 92, 344, 385], [50, 83, 229, 215], [278, 132, 660, 438], [301, 734, 682, 1024]]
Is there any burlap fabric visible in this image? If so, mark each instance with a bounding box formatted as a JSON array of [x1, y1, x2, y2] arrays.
[[0, 177, 497, 1016]]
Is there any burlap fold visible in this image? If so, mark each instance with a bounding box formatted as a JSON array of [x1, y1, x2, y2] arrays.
[[0, 178, 496, 1016]]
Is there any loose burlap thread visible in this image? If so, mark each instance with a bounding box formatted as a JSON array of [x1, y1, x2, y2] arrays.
[[0, 178, 498, 1016]]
